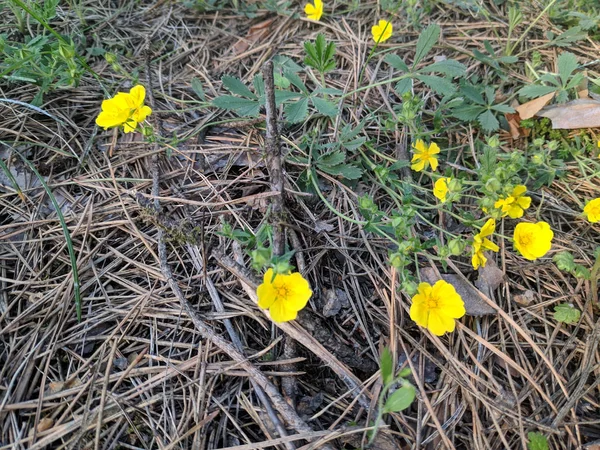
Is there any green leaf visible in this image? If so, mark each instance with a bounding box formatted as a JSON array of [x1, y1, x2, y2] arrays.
[[321, 163, 363, 180], [304, 33, 336, 74], [553, 303, 581, 324], [477, 110, 499, 132], [416, 74, 456, 96], [557, 52, 579, 85], [318, 150, 346, 167], [284, 97, 309, 123], [253, 74, 265, 97], [384, 54, 409, 72], [551, 26, 587, 47], [212, 95, 260, 117], [274, 73, 291, 89], [342, 137, 367, 151], [284, 69, 308, 93], [527, 432, 549, 450], [394, 78, 413, 96], [311, 96, 338, 117], [413, 23, 440, 67], [221, 75, 256, 99], [419, 59, 467, 77], [553, 251, 576, 272], [491, 104, 515, 113], [191, 77, 205, 101], [383, 384, 416, 413], [380, 348, 393, 385], [517, 84, 558, 99], [451, 104, 485, 121], [274, 90, 303, 105], [460, 84, 485, 104]]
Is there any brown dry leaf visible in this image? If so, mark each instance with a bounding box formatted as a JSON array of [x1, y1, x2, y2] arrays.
[[474, 258, 504, 299], [537, 98, 600, 129], [421, 268, 496, 316], [37, 417, 54, 433], [513, 289, 535, 306], [232, 19, 275, 55], [504, 112, 530, 139], [515, 92, 555, 120]]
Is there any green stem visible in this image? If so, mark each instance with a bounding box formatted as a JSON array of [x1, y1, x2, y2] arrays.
[[590, 254, 600, 304]]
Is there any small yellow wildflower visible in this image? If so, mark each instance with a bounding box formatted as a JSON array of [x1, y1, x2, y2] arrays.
[[372, 20, 393, 44], [257, 269, 312, 322], [96, 85, 152, 133], [583, 198, 600, 223], [471, 218, 499, 270], [513, 221, 553, 261], [304, 0, 323, 21], [434, 177, 451, 202], [411, 139, 440, 172], [494, 185, 531, 219], [410, 280, 465, 336]]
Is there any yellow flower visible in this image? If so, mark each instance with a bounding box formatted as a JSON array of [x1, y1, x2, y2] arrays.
[[411, 139, 440, 172], [257, 269, 312, 322], [494, 185, 531, 219], [96, 85, 152, 133], [583, 198, 600, 223], [410, 280, 465, 336], [434, 177, 450, 202], [304, 0, 323, 20], [471, 218, 499, 270], [372, 20, 393, 43], [513, 221, 553, 261]]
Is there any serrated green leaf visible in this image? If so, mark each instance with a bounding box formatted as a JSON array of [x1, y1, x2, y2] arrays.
[[321, 163, 363, 180], [527, 432, 548, 450], [451, 104, 485, 121], [318, 150, 346, 167], [413, 24, 440, 67], [551, 26, 587, 47], [553, 303, 581, 324], [460, 84, 485, 104], [380, 348, 393, 385], [284, 69, 308, 93], [573, 264, 591, 280], [557, 52, 579, 85], [384, 54, 409, 72], [419, 59, 466, 77], [416, 74, 456, 96], [212, 95, 261, 117], [342, 137, 367, 151], [253, 74, 265, 97], [311, 96, 338, 117], [553, 251, 576, 272], [274, 90, 302, 105], [395, 78, 413, 95], [191, 77, 205, 101], [478, 109, 499, 132], [383, 384, 416, 413], [284, 97, 309, 123], [221, 75, 256, 99], [517, 84, 558, 99], [491, 104, 515, 113]]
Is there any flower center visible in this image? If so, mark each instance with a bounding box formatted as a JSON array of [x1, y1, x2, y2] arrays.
[[276, 287, 288, 299], [519, 232, 533, 246], [426, 296, 439, 309]]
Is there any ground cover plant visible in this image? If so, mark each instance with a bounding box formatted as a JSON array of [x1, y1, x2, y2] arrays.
[[1, 0, 600, 448]]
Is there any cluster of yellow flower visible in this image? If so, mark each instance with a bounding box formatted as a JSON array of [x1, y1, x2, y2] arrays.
[[304, 1, 392, 43], [95, 85, 152, 133]]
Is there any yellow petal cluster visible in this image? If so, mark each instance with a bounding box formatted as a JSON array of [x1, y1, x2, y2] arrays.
[[513, 221, 553, 261], [257, 269, 312, 322], [410, 280, 465, 336], [411, 139, 440, 172], [96, 85, 152, 133], [494, 185, 531, 219], [471, 218, 499, 270], [372, 20, 393, 43], [583, 198, 600, 223], [434, 177, 451, 202], [304, 0, 323, 21]]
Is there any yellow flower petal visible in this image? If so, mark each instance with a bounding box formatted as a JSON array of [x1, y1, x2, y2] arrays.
[[428, 142, 440, 155], [410, 280, 464, 336], [304, 0, 323, 20], [129, 85, 146, 108], [269, 300, 297, 322], [479, 219, 496, 238], [429, 156, 439, 171], [513, 221, 553, 260], [583, 198, 600, 223], [411, 159, 426, 172], [372, 20, 393, 43]]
